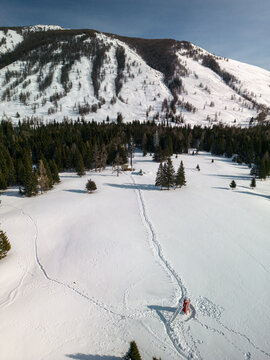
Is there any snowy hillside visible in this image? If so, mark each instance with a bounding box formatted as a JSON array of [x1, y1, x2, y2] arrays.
[[0, 152, 270, 359], [0, 26, 269, 125], [0, 29, 24, 55]]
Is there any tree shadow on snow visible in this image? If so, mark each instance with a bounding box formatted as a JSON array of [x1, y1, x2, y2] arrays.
[[0, 188, 22, 198], [64, 189, 87, 194], [105, 183, 158, 191], [207, 173, 251, 181], [212, 187, 269, 200], [66, 354, 122, 360], [235, 190, 270, 200], [212, 186, 229, 190]]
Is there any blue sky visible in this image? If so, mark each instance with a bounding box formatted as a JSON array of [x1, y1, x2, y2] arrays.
[[1, 0, 269, 70]]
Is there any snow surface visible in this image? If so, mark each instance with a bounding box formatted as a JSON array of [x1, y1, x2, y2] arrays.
[[24, 25, 65, 32], [0, 152, 270, 360]]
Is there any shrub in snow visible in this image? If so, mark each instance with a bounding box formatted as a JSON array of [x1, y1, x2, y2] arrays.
[[86, 179, 97, 193], [230, 180, 236, 189], [0, 230, 11, 260], [250, 177, 256, 188]]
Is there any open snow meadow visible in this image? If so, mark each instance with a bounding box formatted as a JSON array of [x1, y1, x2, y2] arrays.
[[0, 151, 270, 360]]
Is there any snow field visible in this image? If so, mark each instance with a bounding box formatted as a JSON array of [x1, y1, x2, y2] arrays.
[[0, 152, 270, 359]]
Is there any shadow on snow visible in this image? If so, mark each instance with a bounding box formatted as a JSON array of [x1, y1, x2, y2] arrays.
[[66, 355, 122, 360], [64, 189, 87, 194], [212, 186, 269, 200], [105, 183, 158, 191]]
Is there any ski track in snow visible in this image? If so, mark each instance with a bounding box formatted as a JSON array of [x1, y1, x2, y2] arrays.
[[129, 173, 201, 359], [0, 204, 155, 322], [129, 172, 270, 360], [0, 204, 32, 310]]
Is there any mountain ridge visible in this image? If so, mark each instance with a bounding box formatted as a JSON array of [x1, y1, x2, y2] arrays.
[[0, 25, 269, 126]]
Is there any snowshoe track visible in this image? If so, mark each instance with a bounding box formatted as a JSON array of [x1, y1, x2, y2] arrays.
[[129, 172, 270, 360]]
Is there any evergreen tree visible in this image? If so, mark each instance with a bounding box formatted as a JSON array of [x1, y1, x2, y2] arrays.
[[124, 341, 142, 360], [258, 160, 266, 180], [0, 169, 7, 190], [128, 136, 135, 169], [155, 162, 164, 189], [196, 164, 200, 171], [92, 143, 100, 172], [250, 177, 256, 188], [153, 130, 160, 149], [175, 161, 186, 188], [49, 159, 60, 183], [41, 156, 53, 189], [113, 152, 122, 176], [230, 180, 236, 189], [163, 157, 175, 190], [22, 157, 38, 197], [0, 230, 11, 260], [142, 133, 147, 156], [99, 144, 107, 172], [86, 179, 97, 193], [153, 146, 165, 163], [38, 159, 51, 192], [250, 165, 258, 177], [15, 158, 25, 185], [75, 150, 85, 176]]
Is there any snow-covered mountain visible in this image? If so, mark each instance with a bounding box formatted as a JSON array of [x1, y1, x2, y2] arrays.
[[0, 26, 269, 126]]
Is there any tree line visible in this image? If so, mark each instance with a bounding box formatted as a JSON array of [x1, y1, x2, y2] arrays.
[[0, 120, 269, 196]]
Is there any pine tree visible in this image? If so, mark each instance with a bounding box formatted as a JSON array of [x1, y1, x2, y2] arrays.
[[250, 177, 256, 188], [75, 150, 85, 176], [153, 146, 165, 163], [196, 164, 200, 171], [0, 169, 7, 190], [49, 160, 60, 183], [86, 179, 97, 193], [142, 133, 147, 156], [163, 157, 175, 190], [155, 162, 164, 189], [258, 160, 266, 179], [38, 159, 51, 192], [175, 161, 186, 188], [124, 341, 142, 360], [99, 144, 107, 172], [0, 230, 11, 260], [41, 156, 53, 189], [128, 136, 135, 169], [230, 180, 236, 189], [113, 152, 122, 176], [92, 143, 100, 172], [22, 158, 38, 197], [153, 130, 160, 149]]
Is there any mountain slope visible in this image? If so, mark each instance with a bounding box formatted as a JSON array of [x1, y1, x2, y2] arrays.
[[0, 26, 269, 126]]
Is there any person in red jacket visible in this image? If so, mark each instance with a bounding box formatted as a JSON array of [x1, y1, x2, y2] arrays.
[[182, 298, 191, 315]]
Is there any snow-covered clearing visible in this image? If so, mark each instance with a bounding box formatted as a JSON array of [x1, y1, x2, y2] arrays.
[[0, 152, 270, 360]]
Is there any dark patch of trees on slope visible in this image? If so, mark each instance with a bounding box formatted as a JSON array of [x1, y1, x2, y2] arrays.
[[0, 120, 270, 196]]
